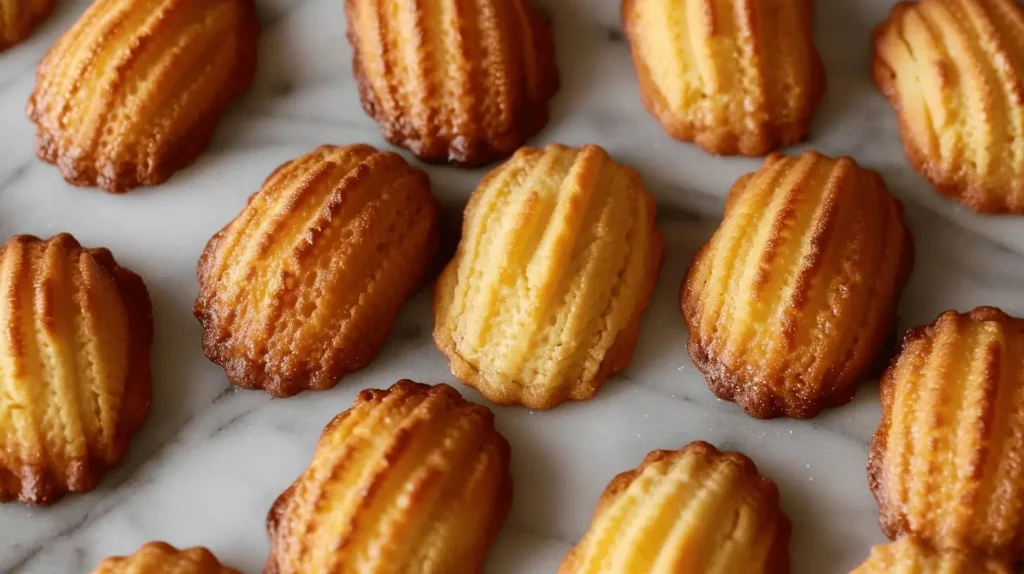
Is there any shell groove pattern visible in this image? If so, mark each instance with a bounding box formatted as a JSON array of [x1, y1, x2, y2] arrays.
[[0, 0, 55, 50], [91, 542, 240, 574], [558, 441, 790, 574], [850, 537, 1013, 574], [264, 381, 512, 574], [682, 151, 914, 419], [869, 307, 1024, 561], [433, 144, 664, 409], [873, 0, 1024, 214], [346, 0, 560, 166], [26, 0, 259, 193], [0, 234, 153, 506], [195, 145, 440, 398], [622, 0, 826, 156]]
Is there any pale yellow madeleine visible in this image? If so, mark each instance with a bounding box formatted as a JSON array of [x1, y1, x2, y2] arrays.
[[559, 441, 790, 574], [27, 0, 259, 193], [433, 144, 664, 409], [195, 145, 440, 398], [682, 151, 914, 419], [0, 234, 152, 506], [0, 0, 54, 50], [622, 0, 825, 156], [265, 381, 511, 574], [91, 542, 239, 574], [850, 537, 1013, 574], [873, 0, 1024, 214], [346, 0, 559, 166], [869, 307, 1024, 560]]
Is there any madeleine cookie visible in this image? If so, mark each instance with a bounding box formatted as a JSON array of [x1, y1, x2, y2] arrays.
[[91, 542, 239, 574], [26, 0, 259, 193], [346, 0, 559, 166], [869, 307, 1024, 559], [559, 441, 790, 574], [682, 152, 914, 419], [265, 381, 511, 574], [0, 0, 54, 50], [622, 0, 825, 156], [873, 0, 1024, 214], [434, 144, 663, 409], [195, 145, 439, 398], [851, 537, 1013, 574], [0, 234, 152, 505]]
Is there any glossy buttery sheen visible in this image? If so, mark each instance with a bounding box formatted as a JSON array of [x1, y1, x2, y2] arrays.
[[434, 144, 664, 409], [559, 441, 790, 574], [621, 0, 825, 156], [264, 381, 511, 574], [873, 0, 1024, 214], [194, 145, 439, 398], [345, 0, 559, 166], [27, 0, 259, 192], [869, 307, 1024, 561], [0, 234, 152, 506], [682, 151, 914, 419]]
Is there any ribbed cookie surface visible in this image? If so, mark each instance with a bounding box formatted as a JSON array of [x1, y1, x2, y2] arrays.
[[265, 381, 511, 574], [434, 144, 663, 409], [851, 537, 1013, 574]]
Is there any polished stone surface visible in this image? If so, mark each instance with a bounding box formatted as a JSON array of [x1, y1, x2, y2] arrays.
[[1, 1, 1022, 572]]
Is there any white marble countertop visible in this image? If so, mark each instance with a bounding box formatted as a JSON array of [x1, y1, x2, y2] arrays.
[[1, 0, 1022, 572]]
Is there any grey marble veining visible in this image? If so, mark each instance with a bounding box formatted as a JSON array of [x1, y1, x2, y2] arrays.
[[1, 1, 1023, 573]]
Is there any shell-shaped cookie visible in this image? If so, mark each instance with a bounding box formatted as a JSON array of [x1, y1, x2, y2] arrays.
[[0, 0, 55, 50], [346, 0, 559, 166], [873, 0, 1024, 214], [433, 144, 664, 409], [558, 441, 790, 574], [91, 542, 239, 574], [621, 0, 826, 156], [869, 307, 1024, 560], [0, 234, 152, 506], [850, 537, 1013, 574], [681, 151, 914, 419], [195, 145, 440, 398], [265, 380, 511, 574], [26, 0, 259, 193]]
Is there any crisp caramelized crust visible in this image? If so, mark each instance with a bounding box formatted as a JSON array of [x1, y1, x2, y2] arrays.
[[26, 0, 259, 193], [681, 152, 914, 419], [265, 381, 511, 574], [91, 542, 239, 574], [850, 537, 1013, 574], [873, 0, 1024, 214], [0, 0, 54, 50], [433, 144, 664, 409], [195, 145, 439, 398], [621, 0, 825, 156], [559, 441, 790, 574], [345, 0, 559, 166], [0, 234, 152, 506], [869, 307, 1024, 560]]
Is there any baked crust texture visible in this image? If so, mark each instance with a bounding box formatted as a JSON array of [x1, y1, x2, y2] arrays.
[[850, 537, 1013, 574], [0, 0, 54, 50], [91, 542, 240, 574]]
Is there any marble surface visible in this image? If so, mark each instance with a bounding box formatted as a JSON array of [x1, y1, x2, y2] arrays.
[[1, 0, 1023, 572]]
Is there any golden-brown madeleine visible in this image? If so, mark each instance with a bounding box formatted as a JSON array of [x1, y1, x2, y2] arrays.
[[0, 0, 55, 50], [850, 537, 1013, 574], [621, 0, 825, 156], [433, 144, 664, 409], [345, 0, 559, 166], [195, 145, 439, 398], [0, 234, 152, 506], [265, 381, 511, 574], [681, 151, 914, 419], [26, 0, 259, 193], [869, 307, 1024, 560], [559, 441, 790, 574], [873, 0, 1024, 214], [91, 542, 239, 574]]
